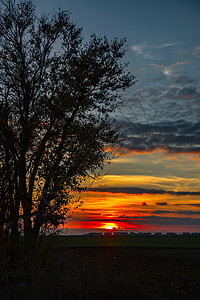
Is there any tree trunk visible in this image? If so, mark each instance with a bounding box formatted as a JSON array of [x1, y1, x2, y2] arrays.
[[10, 205, 20, 263], [23, 214, 35, 280]]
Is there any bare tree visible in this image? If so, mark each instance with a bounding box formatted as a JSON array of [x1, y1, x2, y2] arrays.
[[0, 0, 135, 269]]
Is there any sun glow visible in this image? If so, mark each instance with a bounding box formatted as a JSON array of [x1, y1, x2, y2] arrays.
[[105, 225, 114, 230], [101, 223, 118, 230]]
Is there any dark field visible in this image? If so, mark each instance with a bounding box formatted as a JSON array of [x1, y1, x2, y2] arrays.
[[1, 236, 200, 300], [53, 234, 200, 248]]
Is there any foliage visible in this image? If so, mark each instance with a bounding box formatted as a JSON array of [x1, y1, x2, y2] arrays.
[[0, 0, 134, 256]]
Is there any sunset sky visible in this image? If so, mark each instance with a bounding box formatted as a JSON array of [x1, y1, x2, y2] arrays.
[[34, 0, 200, 234]]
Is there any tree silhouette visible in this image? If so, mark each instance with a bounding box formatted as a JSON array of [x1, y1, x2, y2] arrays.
[[0, 0, 135, 269]]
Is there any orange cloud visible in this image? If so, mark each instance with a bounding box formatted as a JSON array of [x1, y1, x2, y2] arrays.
[[107, 145, 200, 156]]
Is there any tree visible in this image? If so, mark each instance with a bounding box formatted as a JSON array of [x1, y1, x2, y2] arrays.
[[0, 0, 134, 268]]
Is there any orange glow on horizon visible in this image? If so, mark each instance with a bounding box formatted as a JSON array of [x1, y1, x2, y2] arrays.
[[64, 188, 200, 233], [106, 226, 115, 230], [100, 223, 118, 230]]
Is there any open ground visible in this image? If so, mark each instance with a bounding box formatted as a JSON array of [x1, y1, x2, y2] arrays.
[[0, 235, 200, 300]]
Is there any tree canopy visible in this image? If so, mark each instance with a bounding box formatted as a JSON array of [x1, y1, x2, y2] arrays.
[[0, 0, 135, 257]]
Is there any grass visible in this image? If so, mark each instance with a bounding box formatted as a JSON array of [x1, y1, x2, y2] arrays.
[[0, 235, 200, 299], [52, 234, 200, 248]]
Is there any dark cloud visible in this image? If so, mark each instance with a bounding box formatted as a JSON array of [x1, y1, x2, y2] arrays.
[[160, 86, 199, 101], [120, 73, 200, 127], [119, 120, 200, 155], [156, 202, 168, 206], [173, 76, 195, 85], [173, 203, 200, 207], [120, 215, 200, 226], [88, 187, 200, 196], [162, 87, 180, 99], [142, 202, 147, 206], [178, 87, 199, 99], [152, 210, 200, 215]]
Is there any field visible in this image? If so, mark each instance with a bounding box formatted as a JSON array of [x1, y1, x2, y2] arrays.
[[52, 234, 200, 248], [1, 235, 200, 299]]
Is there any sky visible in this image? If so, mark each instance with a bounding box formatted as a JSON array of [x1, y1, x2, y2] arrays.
[[33, 0, 200, 234]]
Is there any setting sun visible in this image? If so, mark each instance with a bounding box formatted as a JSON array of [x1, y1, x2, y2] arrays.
[[105, 226, 114, 230], [100, 223, 118, 230]]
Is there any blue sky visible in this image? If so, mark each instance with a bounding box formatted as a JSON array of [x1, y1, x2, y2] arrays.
[[33, 0, 200, 79], [31, 0, 200, 233], [34, 0, 200, 118]]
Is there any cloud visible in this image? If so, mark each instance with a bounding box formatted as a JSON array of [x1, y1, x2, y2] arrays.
[[131, 43, 146, 55], [173, 203, 200, 207], [118, 75, 200, 126], [120, 215, 200, 226], [127, 44, 199, 128], [160, 86, 199, 100], [118, 120, 200, 155], [177, 87, 199, 99], [131, 42, 154, 59], [193, 46, 200, 58], [152, 210, 200, 215], [173, 76, 194, 85], [149, 61, 189, 69], [169, 61, 189, 68], [73, 214, 200, 231], [156, 202, 168, 206], [159, 43, 177, 48], [87, 187, 200, 196], [131, 42, 178, 60], [148, 61, 189, 77]]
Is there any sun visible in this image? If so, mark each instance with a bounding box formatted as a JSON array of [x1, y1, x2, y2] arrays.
[[100, 223, 117, 230], [105, 225, 114, 230]]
